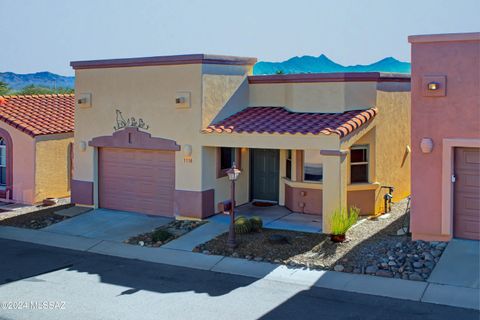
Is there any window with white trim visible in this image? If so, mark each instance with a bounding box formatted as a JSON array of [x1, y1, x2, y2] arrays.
[[350, 145, 369, 183], [303, 150, 323, 183]]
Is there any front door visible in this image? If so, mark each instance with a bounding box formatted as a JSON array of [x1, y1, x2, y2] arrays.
[[250, 149, 279, 202]]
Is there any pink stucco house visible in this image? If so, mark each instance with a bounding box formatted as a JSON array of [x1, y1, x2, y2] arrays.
[[409, 32, 480, 241], [0, 94, 74, 204]]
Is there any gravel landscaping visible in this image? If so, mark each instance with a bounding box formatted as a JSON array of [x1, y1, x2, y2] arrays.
[[195, 198, 447, 281], [0, 201, 73, 229], [126, 220, 207, 247]]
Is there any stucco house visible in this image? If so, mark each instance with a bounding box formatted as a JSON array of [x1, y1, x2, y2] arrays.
[[409, 32, 480, 241], [0, 94, 74, 204], [70, 54, 411, 233]]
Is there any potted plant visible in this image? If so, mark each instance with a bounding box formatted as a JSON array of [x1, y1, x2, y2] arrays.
[[330, 207, 360, 242]]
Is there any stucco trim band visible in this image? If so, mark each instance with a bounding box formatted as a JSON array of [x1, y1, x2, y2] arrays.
[[408, 32, 480, 44], [71, 180, 94, 205], [71, 54, 257, 70], [89, 127, 180, 151], [248, 72, 410, 84], [174, 189, 215, 219], [441, 138, 480, 236]]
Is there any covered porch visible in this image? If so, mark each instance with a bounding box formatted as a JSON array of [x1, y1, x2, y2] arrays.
[[201, 107, 379, 233]]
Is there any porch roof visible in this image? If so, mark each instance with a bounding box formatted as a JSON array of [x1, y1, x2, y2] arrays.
[[203, 107, 377, 137]]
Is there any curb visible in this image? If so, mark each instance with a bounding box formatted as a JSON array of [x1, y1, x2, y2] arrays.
[[0, 225, 478, 311]]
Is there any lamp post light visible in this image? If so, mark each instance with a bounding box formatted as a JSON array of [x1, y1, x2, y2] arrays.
[[226, 163, 241, 249]]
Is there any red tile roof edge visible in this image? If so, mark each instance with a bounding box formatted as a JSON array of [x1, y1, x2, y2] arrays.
[[0, 94, 75, 137], [203, 107, 378, 138]]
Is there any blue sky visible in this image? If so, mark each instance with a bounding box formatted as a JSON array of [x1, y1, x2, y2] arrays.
[[1, 0, 478, 75]]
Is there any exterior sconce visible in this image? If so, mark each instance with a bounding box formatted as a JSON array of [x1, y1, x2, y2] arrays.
[[79, 141, 87, 152], [183, 144, 192, 163], [420, 138, 434, 153], [427, 82, 440, 91]]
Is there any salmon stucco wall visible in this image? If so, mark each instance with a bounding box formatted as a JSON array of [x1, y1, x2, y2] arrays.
[[409, 33, 480, 241], [0, 122, 35, 204], [34, 134, 73, 203]]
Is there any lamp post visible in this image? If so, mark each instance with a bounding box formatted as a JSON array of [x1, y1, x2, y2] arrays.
[[226, 163, 241, 249]]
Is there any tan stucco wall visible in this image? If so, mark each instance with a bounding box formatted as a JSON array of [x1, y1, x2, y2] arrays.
[[74, 64, 205, 194], [34, 135, 73, 203], [0, 122, 36, 204], [249, 82, 377, 113]]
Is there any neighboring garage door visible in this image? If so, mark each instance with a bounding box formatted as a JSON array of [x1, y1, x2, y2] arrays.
[[99, 147, 175, 216], [454, 147, 480, 240]]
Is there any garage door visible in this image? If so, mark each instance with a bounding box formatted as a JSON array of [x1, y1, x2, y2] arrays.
[[454, 147, 480, 240], [99, 147, 175, 216]]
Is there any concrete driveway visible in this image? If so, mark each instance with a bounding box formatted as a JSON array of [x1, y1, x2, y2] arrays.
[[43, 208, 172, 242], [428, 239, 480, 289]]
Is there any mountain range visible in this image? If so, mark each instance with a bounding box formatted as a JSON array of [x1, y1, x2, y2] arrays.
[[253, 55, 411, 75], [0, 71, 75, 90], [0, 55, 410, 90]]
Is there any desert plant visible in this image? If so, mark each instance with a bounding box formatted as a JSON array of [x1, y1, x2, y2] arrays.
[[234, 216, 252, 234], [249, 216, 263, 231], [151, 229, 173, 242], [330, 206, 360, 236]]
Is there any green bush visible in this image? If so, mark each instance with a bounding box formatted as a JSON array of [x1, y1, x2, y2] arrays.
[[151, 229, 173, 242], [234, 216, 252, 234], [330, 207, 360, 235], [249, 216, 263, 231]]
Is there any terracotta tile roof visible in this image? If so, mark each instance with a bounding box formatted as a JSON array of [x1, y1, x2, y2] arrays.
[[203, 107, 377, 137], [0, 94, 74, 137]]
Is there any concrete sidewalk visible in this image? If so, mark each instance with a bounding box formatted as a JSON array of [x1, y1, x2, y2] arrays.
[[0, 225, 478, 311]]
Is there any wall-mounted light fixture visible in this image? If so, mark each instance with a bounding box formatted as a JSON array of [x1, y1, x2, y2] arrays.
[[77, 93, 92, 108], [183, 144, 192, 163], [420, 138, 434, 154], [427, 82, 440, 91]]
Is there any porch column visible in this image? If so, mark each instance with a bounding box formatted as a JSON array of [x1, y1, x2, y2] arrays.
[[321, 149, 348, 233]]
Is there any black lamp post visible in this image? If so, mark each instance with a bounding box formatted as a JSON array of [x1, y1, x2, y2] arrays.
[[226, 163, 241, 249]]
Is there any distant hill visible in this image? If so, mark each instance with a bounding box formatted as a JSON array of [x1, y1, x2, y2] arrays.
[[0, 71, 74, 90], [253, 55, 411, 75]]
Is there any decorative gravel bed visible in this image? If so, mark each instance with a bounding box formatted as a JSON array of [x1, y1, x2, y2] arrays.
[[196, 198, 447, 281], [0, 203, 73, 229], [126, 220, 207, 247]]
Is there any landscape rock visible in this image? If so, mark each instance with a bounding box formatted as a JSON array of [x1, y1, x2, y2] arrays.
[[334, 265, 345, 272], [409, 273, 423, 281]]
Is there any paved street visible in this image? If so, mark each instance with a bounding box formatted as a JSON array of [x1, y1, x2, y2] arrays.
[[0, 239, 477, 320]]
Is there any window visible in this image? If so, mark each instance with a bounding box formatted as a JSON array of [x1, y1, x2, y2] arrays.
[[220, 147, 236, 170], [303, 150, 323, 183], [350, 145, 369, 183], [285, 150, 292, 180], [0, 138, 6, 186]]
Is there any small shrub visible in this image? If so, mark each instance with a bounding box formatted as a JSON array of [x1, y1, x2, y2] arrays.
[[151, 229, 173, 242], [235, 216, 252, 234], [330, 207, 360, 235], [249, 216, 263, 231]]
